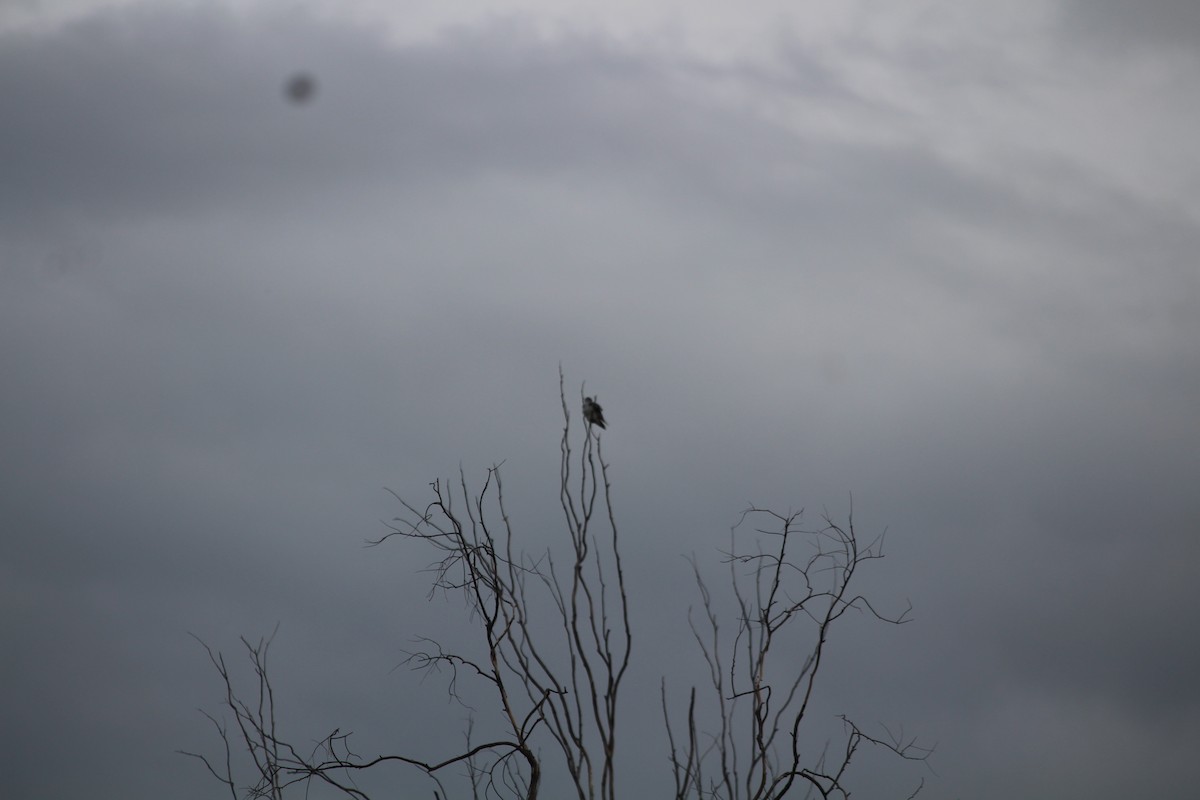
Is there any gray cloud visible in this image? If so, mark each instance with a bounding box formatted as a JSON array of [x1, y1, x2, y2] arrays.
[[2, 3, 1198, 799], [1060, 0, 1200, 50]]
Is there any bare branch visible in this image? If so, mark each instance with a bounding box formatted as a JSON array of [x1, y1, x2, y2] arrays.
[[188, 376, 925, 800], [666, 507, 928, 800]]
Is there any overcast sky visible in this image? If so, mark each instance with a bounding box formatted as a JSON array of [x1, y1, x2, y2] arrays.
[[2, 1, 1198, 798]]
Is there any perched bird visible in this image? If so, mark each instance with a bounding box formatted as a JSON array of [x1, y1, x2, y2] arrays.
[[583, 396, 608, 429]]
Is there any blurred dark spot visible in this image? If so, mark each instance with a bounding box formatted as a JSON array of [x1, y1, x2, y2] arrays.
[[285, 72, 316, 105]]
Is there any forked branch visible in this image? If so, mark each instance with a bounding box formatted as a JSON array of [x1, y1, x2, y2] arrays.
[[662, 508, 930, 800]]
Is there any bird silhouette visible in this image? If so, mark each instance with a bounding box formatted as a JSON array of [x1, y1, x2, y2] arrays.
[[583, 396, 607, 429]]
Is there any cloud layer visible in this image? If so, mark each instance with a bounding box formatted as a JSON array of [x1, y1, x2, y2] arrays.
[[2, 2, 1197, 798]]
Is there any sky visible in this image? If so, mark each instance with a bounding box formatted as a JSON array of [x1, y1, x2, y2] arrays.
[[1, 0, 1198, 797]]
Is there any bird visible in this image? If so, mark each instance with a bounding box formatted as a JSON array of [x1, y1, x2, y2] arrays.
[[582, 396, 608, 429]]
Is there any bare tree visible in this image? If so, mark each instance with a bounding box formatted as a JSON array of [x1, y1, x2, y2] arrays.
[[662, 508, 932, 800], [183, 372, 630, 800], [183, 376, 928, 799]]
